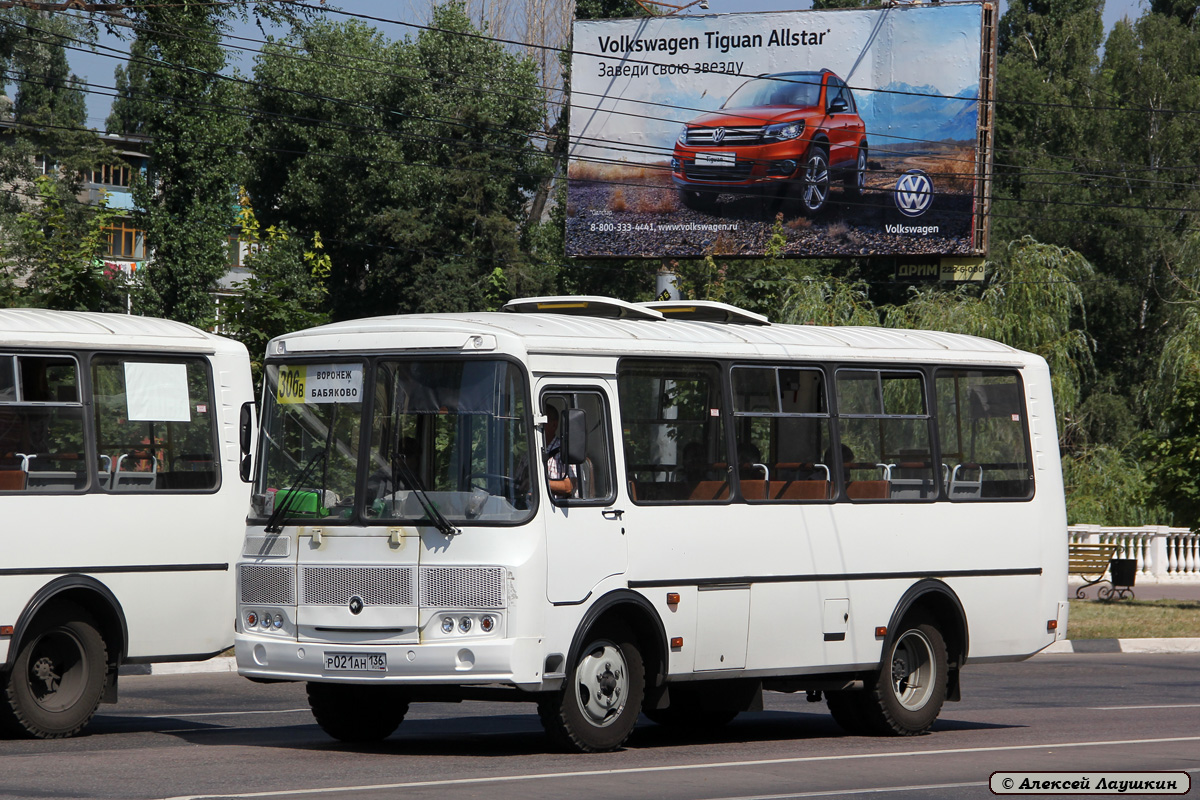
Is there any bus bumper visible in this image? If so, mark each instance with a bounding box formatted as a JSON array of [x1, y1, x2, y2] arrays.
[[234, 634, 548, 688]]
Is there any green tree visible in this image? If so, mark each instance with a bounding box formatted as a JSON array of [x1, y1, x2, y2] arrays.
[[7, 175, 127, 312], [246, 3, 554, 318], [1145, 377, 1200, 530], [225, 192, 330, 379], [109, 4, 243, 328]]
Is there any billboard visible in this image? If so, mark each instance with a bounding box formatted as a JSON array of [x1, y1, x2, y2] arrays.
[[566, 3, 995, 259]]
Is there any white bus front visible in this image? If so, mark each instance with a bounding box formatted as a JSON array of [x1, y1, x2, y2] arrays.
[[235, 353, 554, 727]]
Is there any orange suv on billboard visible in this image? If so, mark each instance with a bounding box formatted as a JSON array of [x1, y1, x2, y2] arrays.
[[672, 69, 868, 215]]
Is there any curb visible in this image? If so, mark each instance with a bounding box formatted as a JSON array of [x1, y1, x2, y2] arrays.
[[120, 656, 237, 676], [1038, 638, 1200, 655]]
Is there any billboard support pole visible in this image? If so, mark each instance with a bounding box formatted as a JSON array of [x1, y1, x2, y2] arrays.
[[656, 268, 680, 302]]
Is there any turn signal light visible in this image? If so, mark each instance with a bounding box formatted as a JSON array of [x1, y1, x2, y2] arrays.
[[875, 626, 887, 638], [0, 626, 13, 636], [666, 592, 680, 605], [670, 637, 683, 648], [1047, 619, 1058, 632]]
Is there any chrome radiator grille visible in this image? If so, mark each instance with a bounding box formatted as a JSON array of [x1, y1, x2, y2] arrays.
[[302, 566, 416, 606], [684, 126, 764, 145], [420, 566, 506, 609], [239, 565, 296, 605]]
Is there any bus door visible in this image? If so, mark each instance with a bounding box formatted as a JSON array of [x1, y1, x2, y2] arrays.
[[539, 385, 626, 604]]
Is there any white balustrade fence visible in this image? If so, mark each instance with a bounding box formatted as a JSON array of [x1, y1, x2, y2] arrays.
[[1068, 525, 1200, 582]]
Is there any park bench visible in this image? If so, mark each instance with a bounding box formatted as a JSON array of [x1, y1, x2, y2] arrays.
[[1068, 542, 1133, 599]]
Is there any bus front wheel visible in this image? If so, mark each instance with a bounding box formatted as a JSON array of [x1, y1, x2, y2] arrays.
[[306, 682, 409, 742], [1, 605, 108, 739], [538, 622, 644, 752]]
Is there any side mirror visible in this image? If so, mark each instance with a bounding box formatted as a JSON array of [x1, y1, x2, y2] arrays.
[[239, 402, 255, 483], [561, 408, 587, 466], [829, 98, 848, 113]]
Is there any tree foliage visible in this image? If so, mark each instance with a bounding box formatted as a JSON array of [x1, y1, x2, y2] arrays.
[[225, 191, 330, 381]]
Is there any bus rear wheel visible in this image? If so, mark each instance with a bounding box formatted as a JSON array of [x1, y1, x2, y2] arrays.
[[1, 605, 108, 739], [828, 616, 948, 736], [538, 622, 644, 753], [306, 682, 410, 742]]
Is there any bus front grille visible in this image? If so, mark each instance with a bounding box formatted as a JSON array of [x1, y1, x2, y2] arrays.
[[420, 566, 506, 609], [239, 565, 296, 605], [302, 566, 416, 606]]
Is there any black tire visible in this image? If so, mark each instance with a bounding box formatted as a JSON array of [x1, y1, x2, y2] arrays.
[[538, 622, 645, 753], [845, 143, 867, 198], [306, 682, 410, 743], [798, 145, 831, 215], [1, 606, 108, 739], [679, 188, 718, 212], [843, 617, 948, 736]]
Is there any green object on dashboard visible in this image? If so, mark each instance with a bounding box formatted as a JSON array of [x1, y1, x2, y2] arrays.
[[275, 488, 327, 517]]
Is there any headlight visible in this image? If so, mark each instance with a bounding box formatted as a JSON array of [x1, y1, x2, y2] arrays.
[[441, 616, 455, 634], [764, 121, 804, 141], [459, 617, 473, 633], [677, 125, 689, 144]]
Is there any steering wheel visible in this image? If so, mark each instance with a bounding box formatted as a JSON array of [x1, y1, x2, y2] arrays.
[[468, 472, 517, 491]]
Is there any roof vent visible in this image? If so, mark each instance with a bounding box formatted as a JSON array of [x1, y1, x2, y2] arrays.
[[502, 296, 664, 321], [638, 300, 771, 326]]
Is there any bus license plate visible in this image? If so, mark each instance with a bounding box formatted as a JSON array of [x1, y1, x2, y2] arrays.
[[324, 652, 387, 672]]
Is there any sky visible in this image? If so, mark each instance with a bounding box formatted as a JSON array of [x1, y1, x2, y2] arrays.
[[59, 0, 1150, 131]]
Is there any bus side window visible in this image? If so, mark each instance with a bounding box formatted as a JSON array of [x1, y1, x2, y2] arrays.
[[92, 357, 219, 492], [541, 390, 615, 505], [934, 369, 1033, 500], [0, 355, 86, 492], [618, 361, 727, 504]]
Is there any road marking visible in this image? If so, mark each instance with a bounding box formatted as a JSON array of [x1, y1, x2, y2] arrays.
[[162, 735, 1200, 800], [138, 708, 310, 719], [701, 783, 987, 799], [1089, 703, 1200, 710]]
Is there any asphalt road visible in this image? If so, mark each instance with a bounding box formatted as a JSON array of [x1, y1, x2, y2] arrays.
[[2, 654, 1198, 800]]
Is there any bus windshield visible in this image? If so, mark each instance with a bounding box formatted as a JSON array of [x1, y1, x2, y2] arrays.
[[251, 358, 533, 526], [366, 359, 532, 525]]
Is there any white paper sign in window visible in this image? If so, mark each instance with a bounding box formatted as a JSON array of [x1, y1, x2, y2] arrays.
[[125, 362, 191, 422]]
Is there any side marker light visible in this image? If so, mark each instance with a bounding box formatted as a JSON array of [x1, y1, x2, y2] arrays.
[[666, 592, 680, 605], [1047, 619, 1058, 632], [874, 626, 887, 638], [670, 637, 684, 648]]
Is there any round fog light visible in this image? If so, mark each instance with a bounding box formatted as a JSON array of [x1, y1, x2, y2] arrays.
[[441, 616, 455, 634], [459, 616, 472, 633], [480, 615, 495, 633], [273, 614, 284, 629]]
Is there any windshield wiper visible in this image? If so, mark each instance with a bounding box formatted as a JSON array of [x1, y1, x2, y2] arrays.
[[263, 447, 327, 534], [391, 454, 460, 537]]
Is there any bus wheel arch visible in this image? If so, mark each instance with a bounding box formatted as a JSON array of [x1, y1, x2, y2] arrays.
[[7, 577, 127, 692], [539, 590, 666, 752], [885, 580, 968, 702], [1, 580, 126, 739]]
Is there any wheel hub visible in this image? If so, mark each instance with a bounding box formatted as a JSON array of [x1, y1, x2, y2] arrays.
[[32, 656, 61, 694]]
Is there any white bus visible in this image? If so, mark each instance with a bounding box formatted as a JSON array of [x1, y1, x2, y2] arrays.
[[235, 296, 1068, 752], [0, 310, 253, 738]]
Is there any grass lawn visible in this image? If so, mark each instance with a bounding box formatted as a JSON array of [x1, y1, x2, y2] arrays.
[[1068, 598, 1200, 639]]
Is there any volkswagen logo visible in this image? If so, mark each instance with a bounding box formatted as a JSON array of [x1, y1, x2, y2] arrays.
[[894, 169, 934, 217], [348, 595, 364, 615], [712, 127, 726, 145]]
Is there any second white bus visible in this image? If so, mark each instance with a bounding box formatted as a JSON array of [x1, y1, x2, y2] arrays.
[[235, 296, 1068, 752], [0, 310, 253, 738]]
